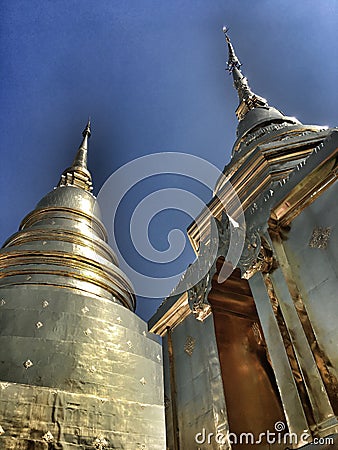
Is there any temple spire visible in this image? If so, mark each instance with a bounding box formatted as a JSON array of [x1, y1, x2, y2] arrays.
[[58, 119, 93, 192], [223, 26, 242, 72], [71, 118, 91, 170], [222, 27, 268, 121]]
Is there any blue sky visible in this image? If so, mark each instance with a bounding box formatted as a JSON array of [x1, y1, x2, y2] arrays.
[[1, 1, 337, 320]]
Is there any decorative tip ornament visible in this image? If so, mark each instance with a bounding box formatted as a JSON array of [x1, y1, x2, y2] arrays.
[[57, 120, 93, 191], [222, 27, 268, 121], [83, 118, 91, 138], [222, 26, 242, 73]]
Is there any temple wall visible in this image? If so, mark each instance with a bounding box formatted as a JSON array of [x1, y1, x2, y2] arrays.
[[282, 181, 338, 389], [163, 313, 229, 450]]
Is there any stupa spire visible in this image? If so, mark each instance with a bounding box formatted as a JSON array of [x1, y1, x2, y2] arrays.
[[222, 27, 268, 121], [71, 118, 91, 169], [58, 119, 93, 191]]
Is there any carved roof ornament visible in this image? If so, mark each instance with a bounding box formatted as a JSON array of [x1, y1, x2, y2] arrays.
[[188, 272, 212, 321], [214, 211, 232, 257], [187, 211, 241, 321], [238, 232, 275, 279]]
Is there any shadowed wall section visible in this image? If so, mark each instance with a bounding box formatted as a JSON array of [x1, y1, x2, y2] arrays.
[[208, 261, 286, 449]]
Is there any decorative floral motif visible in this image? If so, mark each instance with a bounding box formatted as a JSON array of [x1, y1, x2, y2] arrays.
[[93, 436, 108, 449], [42, 431, 54, 442], [23, 360, 33, 369], [309, 227, 331, 249], [239, 233, 275, 279], [184, 336, 196, 356]]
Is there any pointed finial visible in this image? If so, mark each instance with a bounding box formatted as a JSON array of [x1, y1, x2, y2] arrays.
[[222, 27, 268, 121], [72, 119, 91, 170], [57, 120, 93, 191], [222, 26, 242, 72], [83, 117, 91, 138]]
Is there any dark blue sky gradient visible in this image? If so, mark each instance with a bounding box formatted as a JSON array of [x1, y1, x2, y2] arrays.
[[1, 1, 337, 320]]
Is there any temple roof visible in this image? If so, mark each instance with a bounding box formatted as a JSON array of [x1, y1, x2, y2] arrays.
[[222, 27, 300, 146]]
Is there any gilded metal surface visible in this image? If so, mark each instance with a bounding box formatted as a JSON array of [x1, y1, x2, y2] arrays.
[[263, 272, 316, 428], [167, 313, 229, 449], [166, 328, 180, 450], [276, 182, 338, 419], [269, 267, 338, 433], [223, 27, 269, 120], [0, 125, 166, 449], [270, 133, 338, 228], [187, 272, 212, 321], [58, 119, 93, 192], [237, 231, 275, 279], [189, 128, 331, 249], [149, 292, 191, 336], [208, 267, 287, 449], [185, 213, 240, 320], [0, 279, 165, 448], [249, 272, 311, 443], [149, 32, 338, 449], [0, 183, 135, 310]]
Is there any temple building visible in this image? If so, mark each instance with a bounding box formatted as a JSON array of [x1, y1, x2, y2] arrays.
[[1, 27, 337, 450], [149, 30, 338, 449], [0, 122, 165, 449]]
